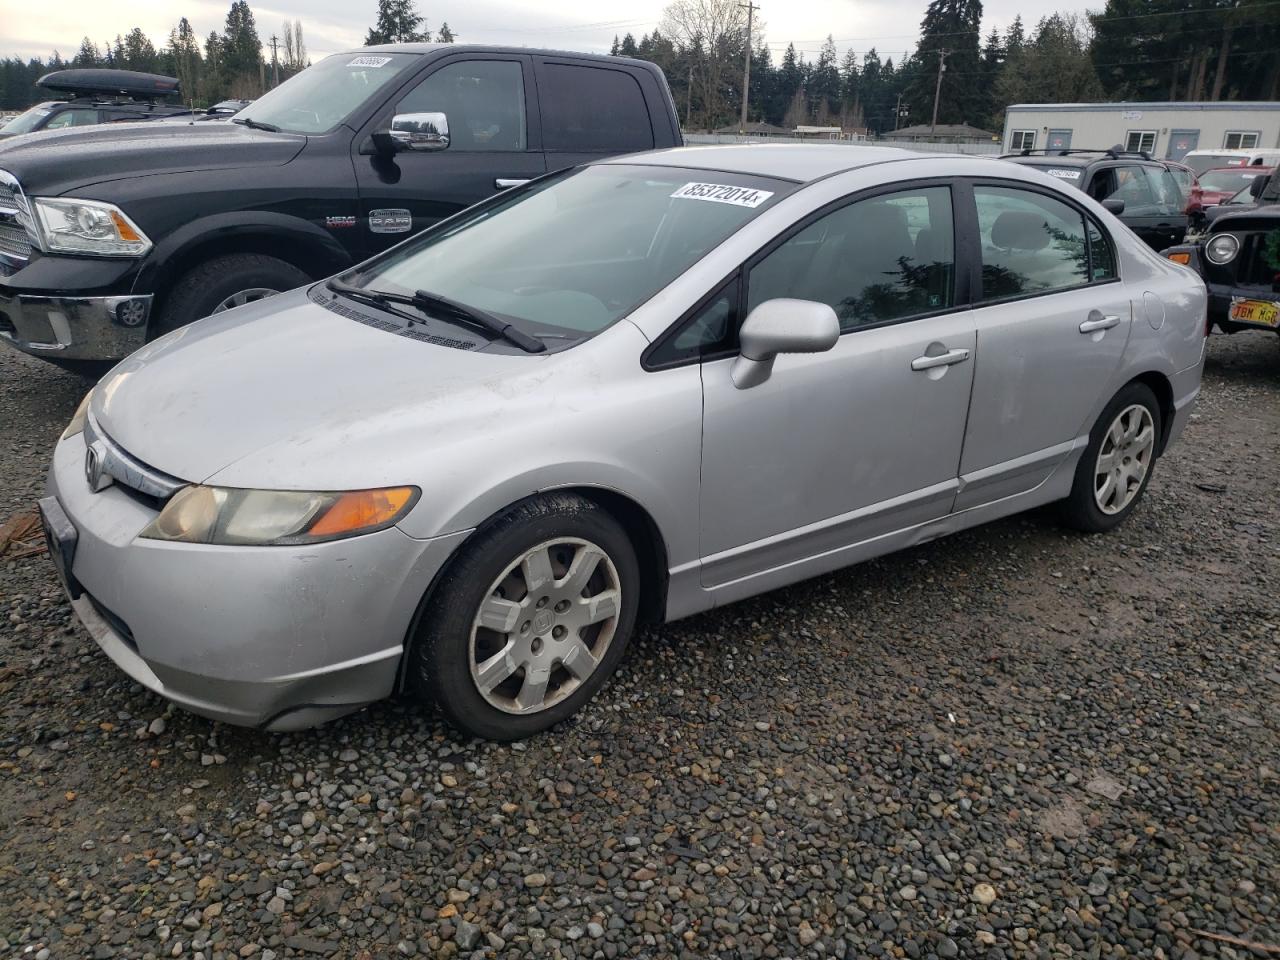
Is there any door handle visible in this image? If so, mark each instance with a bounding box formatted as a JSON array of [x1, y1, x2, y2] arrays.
[[910, 348, 970, 371], [495, 178, 530, 189], [1079, 313, 1121, 334]]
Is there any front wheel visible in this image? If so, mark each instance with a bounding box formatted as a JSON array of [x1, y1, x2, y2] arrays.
[[1061, 382, 1162, 533], [152, 253, 311, 338], [409, 494, 640, 741]]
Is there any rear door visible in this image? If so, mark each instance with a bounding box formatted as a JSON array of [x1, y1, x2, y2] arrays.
[[532, 57, 658, 174], [352, 54, 545, 256], [1087, 163, 1186, 250], [956, 181, 1131, 509]]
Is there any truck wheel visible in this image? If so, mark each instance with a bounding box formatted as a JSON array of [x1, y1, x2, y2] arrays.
[[153, 254, 310, 337]]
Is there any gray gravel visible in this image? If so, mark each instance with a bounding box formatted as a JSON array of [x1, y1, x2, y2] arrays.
[[2, 334, 1278, 959]]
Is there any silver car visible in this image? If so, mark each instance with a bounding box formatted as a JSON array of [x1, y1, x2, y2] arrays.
[[41, 146, 1206, 740]]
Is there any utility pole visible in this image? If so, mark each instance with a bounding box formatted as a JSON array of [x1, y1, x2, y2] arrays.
[[685, 62, 694, 128], [930, 48, 948, 135], [738, 1, 759, 131], [269, 34, 280, 88], [893, 92, 908, 132]]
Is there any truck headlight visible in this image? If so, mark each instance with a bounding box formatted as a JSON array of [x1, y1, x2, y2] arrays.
[[31, 197, 152, 257], [1204, 233, 1239, 265], [139, 485, 419, 545]]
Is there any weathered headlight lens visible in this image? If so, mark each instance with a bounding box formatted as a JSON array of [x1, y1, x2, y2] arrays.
[[31, 197, 152, 257], [1205, 233, 1239, 265], [139, 485, 418, 545]]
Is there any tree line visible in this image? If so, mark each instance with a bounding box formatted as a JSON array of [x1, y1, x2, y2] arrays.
[[0, 0, 456, 110], [620, 0, 1280, 135]]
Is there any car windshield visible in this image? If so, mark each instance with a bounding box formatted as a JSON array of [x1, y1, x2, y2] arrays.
[[1185, 153, 1248, 175], [0, 104, 55, 135], [233, 53, 418, 134], [1200, 168, 1267, 192], [342, 165, 791, 342]]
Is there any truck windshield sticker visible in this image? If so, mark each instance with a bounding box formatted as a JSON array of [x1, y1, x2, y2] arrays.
[[671, 182, 774, 208], [1045, 168, 1082, 180], [348, 56, 394, 68]]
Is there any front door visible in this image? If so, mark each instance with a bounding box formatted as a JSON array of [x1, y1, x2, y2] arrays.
[[1047, 129, 1073, 151], [1088, 164, 1187, 250], [957, 182, 1132, 510], [698, 184, 976, 589], [353, 55, 545, 256], [1165, 129, 1199, 160]]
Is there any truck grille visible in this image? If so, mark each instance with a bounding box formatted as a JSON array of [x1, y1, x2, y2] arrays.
[[0, 222, 32, 259], [1238, 232, 1280, 289], [0, 169, 35, 262]]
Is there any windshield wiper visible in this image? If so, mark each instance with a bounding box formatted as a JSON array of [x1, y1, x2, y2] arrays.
[[232, 117, 281, 132], [326, 279, 546, 353]]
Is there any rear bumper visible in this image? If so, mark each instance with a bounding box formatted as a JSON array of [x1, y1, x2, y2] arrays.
[[0, 291, 151, 359], [1164, 356, 1204, 452]]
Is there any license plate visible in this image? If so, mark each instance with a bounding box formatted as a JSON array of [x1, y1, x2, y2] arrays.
[[37, 495, 80, 599], [1228, 298, 1280, 327]]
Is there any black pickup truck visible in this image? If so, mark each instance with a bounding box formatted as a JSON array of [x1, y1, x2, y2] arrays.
[[0, 45, 682, 371]]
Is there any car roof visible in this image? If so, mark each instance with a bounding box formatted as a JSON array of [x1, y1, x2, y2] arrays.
[[597, 144, 922, 182], [1203, 164, 1273, 173], [355, 42, 660, 63]]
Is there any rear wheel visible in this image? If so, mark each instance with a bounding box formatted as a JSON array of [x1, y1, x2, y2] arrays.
[[409, 494, 640, 741], [152, 253, 310, 337], [1061, 382, 1162, 533]]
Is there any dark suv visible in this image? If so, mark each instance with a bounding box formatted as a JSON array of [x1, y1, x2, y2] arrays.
[[0, 69, 189, 138], [1002, 147, 1188, 251], [0, 46, 682, 371]]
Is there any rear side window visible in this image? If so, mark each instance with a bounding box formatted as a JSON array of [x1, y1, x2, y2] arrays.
[[539, 64, 653, 153], [975, 186, 1089, 300]]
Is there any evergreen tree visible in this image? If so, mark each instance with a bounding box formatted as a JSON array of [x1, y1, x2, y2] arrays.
[[436, 22, 455, 42], [809, 35, 841, 121], [169, 18, 202, 96], [365, 0, 429, 45], [121, 28, 158, 73], [620, 33, 640, 57], [220, 0, 262, 84], [905, 0, 983, 127], [73, 39, 101, 68]]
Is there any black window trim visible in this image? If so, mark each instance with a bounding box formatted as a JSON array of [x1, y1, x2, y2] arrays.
[[642, 176, 974, 372], [641, 272, 742, 371], [964, 176, 1123, 309]]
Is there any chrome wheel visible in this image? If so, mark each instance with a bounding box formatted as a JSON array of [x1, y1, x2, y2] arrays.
[[211, 287, 280, 314], [1094, 404, 1155, 515], [469, 538, 622, 715]]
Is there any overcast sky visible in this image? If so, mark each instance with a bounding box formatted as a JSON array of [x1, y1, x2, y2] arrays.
[[0, 0, 1061, 65]]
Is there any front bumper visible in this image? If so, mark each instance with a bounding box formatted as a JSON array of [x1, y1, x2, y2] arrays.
[[46, 430, 470, 731], [1206, 283, 1280, 332], [0, 290, 152, 360]]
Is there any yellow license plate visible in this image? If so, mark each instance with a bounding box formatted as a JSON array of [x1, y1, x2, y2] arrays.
[[1229, 299, 1280, 326]]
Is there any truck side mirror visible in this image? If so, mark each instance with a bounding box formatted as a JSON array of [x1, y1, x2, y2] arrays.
[[1101, 198, 1125, 215], [373, 111, 450, 155], [1248, 174, 1268, 199]]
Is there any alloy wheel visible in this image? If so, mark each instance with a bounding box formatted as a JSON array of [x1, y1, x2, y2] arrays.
[[468, 537, 622, 715], [212, 287, 280, 314], [1094, 403, 1156, 515]]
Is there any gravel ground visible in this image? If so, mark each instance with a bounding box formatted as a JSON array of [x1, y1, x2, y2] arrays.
[[1, 334, 1277, 960]]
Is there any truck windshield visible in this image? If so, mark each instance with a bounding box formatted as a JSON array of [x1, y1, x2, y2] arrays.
[[0, 104, 55, 135], [342, 164, 791, 341], [234, 53, 418, 134]]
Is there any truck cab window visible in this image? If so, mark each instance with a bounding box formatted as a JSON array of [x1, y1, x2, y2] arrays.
[[398, 61, 526, 151]]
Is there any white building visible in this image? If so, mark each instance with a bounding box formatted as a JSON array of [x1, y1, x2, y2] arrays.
[[1001, 101, 1280, 160]]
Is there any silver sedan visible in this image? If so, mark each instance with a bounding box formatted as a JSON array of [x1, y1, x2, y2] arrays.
[[41, 145, 1207, 740]]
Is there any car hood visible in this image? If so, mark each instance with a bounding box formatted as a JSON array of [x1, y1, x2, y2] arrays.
[[91, 288, 554, 488], [0, 121, 305, 196]]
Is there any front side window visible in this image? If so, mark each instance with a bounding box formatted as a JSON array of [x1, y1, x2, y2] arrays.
[[1224, 131, 1259, 150], [345, 165, 791, 341], [540, 64, 653, 153], [748, 186, 955, 330], [44, 109, 99, 129], [1010, 130, 1036, 151], [398, 60, 526, 151], [1125, 130, 1156, 154], [975, 185, 1090, 300], [234, 52, 419, 134]]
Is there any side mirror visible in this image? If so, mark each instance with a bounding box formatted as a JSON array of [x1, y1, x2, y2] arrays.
[[1101, 197, 1125, 215], [372, 111, 450, 155], [1248, 174, 1267, 199], [731, 298, 840, 389]]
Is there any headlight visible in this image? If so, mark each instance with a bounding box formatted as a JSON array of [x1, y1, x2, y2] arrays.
[[1205, 233, 1239, 265], [139, 485, 418, 545], [61, 391, 93, 440], [31, 197, 152, 257]]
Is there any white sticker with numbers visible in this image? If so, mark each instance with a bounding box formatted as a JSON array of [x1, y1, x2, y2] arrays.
[[1045, 168, 1082, 180], [670, 182, 774, 207], [348, 56, 393, 67]]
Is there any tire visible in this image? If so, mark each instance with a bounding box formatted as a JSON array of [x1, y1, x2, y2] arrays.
[[409, 493, 641, 741], [1061, 382, 1163, 533], [152, 253, 310, 337]]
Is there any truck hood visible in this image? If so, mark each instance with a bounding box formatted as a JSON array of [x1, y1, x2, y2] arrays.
[[0, 121, 305, 196], [91, 288, 551, 488]]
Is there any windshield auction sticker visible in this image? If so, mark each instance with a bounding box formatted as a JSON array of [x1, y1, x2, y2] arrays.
[[1045, 168, 1082, 180], [671, 182, 774, 207], [348, 56, 394, 67]]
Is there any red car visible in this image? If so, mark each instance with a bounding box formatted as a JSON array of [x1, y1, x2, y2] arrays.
[[1186, 166, 1274, 214]]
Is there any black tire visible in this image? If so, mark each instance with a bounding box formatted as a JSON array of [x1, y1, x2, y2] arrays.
[[409, 494, 641, 741], [1061, 382, 1163, 533], [152, 253, 310, 337]]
